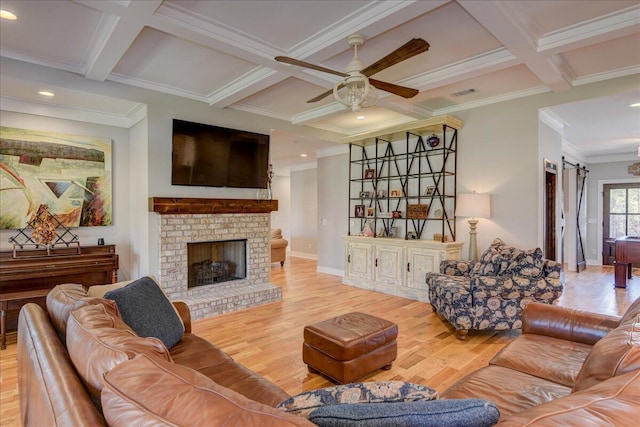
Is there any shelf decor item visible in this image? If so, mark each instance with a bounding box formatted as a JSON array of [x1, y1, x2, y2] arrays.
[[456, 192, 491, 261], [426, 134, 440, 148], [9, 204, 80, 257], [354, 204, 366, 218], [407, 204, 428, 219], [364, 169, 376, 179]]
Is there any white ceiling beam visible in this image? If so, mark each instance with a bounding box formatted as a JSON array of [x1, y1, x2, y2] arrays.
[[458, 0, 573, 92], [147, 1, 447, 112], [83, 1, 163, 82]]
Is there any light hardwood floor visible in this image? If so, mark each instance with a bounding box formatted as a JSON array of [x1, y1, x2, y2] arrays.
[[1, 258, 638, 426]]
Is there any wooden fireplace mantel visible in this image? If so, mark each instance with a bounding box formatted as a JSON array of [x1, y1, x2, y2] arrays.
[[149, 197, 278, 215]]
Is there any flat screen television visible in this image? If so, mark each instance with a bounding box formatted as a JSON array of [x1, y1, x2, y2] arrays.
[[171, 119, 269, 189]]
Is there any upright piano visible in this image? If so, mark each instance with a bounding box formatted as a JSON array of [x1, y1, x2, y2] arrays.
[[0, 244, 119, 337], [614, 236, 640, 288]]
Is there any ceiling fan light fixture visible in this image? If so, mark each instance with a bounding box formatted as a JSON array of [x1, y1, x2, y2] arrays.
[[333, 73, 378, 113]]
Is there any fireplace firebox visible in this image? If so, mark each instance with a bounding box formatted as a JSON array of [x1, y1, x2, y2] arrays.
[[187, 240, 247, 288]]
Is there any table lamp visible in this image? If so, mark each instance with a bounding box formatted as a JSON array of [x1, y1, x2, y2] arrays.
[[456, 193, 491, 261]]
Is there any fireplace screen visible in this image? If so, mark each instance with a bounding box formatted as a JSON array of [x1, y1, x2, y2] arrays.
[[187, 240, 247, 288]]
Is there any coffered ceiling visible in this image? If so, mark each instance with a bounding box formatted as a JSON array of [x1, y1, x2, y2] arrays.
[[1, 0, 639, 167]]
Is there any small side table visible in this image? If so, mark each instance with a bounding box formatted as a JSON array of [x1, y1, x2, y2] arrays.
[[1, 289, 50, 349], [614, 261, 633, 289]]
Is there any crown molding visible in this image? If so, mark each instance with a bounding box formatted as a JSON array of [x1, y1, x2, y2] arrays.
[[207, 67, 279, 107], [539, 108, 565, 134], [433, 86, 550, 115], [403, 48, 517, 89], [230, 103, 292, 123], [572, 65, 640, 87], [538, 5, 640, 52], [316, 144, 349, 158], [0, 96, 146, 128], [107, 73, 209, 103]]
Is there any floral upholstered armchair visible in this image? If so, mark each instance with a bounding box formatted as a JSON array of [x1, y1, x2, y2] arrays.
[[426, 238, 563, 339]]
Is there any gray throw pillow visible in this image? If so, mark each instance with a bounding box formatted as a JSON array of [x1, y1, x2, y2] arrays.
[[308, 398, 500, 427], [104, 276, 184, 349]]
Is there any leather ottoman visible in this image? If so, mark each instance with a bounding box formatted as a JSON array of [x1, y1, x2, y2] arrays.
[[302, 312, 398, 384]]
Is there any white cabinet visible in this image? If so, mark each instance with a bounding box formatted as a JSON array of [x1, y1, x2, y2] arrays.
[[343, 236, 462, 302], [345, 241, 373, 280], [374, 244, 404, 286]]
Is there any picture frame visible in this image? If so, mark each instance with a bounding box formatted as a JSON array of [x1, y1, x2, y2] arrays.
[[425, 186, 436, 196], [354, 204, 365, 218], [376, 189, 387, 198], [392, 210, 402, 219], [390, 189, 402, 197], [366, 207, 375, 217], [359, 190, 371, 198], [364, 169, 376, 179]]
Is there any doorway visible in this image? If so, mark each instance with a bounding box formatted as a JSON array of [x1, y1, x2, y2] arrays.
[[603, 183, 640, 266], [544, 160, 557, 261]]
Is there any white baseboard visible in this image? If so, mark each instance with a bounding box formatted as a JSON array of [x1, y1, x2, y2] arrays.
[[317, 266, 344, 277], [289, 251, 318, 260]]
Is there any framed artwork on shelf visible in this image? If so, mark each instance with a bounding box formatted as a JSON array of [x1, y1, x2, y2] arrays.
[[354, 204, 365, 218], [425, 186, 436, 196], [359, 191, 371, 198], [376, 189, 387, 198], [390, 189, 402, 197], [364, 169, 376, 179], [366, 207, 375, 217]]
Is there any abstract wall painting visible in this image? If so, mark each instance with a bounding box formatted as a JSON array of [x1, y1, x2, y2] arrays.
[[0, 126, 113, 229]]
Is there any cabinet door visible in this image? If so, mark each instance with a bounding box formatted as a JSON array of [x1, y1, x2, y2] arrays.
[[375, 244, 404, 286], [406, 247, 440, 290], [345, 242, 373, 280]]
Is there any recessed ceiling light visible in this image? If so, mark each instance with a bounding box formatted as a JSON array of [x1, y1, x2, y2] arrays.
[[300, 154, 307, 157], [39, 91, 55, 97], [0, 10, 17, 20], [630, 102, 640, 108], [356, 115, 365, 120]]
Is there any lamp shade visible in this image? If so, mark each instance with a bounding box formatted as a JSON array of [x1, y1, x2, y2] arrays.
[[456, 193, 491, 219]]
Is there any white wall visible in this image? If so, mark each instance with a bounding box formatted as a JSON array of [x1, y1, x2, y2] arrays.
[[317, 151, 349, 275], [0, 111, 132, 280], [289, 167, 318, 258], [128, 115, 149, 277], [270, 174, 291, 243]]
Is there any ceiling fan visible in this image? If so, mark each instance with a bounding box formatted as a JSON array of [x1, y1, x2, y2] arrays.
[[275, 34, 429, 112]]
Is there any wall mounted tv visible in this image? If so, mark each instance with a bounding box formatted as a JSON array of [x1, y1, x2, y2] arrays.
[[172, 119, 269, 189]]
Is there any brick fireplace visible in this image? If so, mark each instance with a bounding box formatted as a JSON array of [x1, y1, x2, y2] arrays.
[[150, 198, 281, 320]]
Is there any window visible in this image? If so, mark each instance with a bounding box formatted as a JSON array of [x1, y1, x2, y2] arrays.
[[604, 183, 640, 238]]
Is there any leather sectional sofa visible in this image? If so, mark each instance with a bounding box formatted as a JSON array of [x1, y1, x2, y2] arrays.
[[17, 283, 640, 425]]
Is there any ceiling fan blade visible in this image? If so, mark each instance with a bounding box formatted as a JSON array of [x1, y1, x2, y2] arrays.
[[369, 79, 419, 99], [307, 89, 334, 103], [275, 56, 346, 78], [362, 38, 430, 77]]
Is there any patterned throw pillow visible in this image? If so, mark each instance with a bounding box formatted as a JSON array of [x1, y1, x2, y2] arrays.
[[503, 248, 544, 277], [472, 238, 506, 276], [277, 381, 438, 417]]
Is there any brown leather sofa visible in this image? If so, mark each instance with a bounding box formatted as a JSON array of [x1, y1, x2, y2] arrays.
[[439, 298, 640, 425], [18, 281, 639, 426], [18, 284, 313, 426], [271, 228, 288, 266]]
